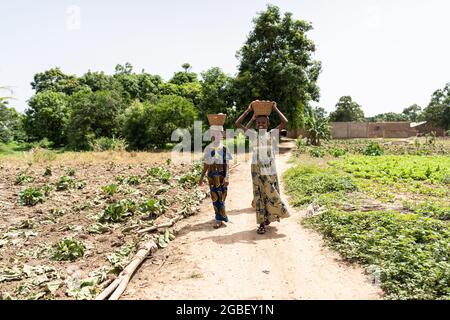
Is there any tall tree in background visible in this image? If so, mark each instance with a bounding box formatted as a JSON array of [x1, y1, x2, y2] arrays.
[[67, 89, 127, 150], [329, 96, 365, 122], [421, 83, 450, 129], [23, 91, 69, 146], [31, 68, 80, 95], [234, 5, 321, 128], [402, 104, 422, 122], [198, 67, 234, 124]]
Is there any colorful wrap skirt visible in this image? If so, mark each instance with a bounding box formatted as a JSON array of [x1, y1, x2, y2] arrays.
[[251, 162, 289, 225], [207, 163, 229, 222]]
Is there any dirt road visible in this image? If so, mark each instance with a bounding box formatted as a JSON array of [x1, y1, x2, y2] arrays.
[[124, 141, 382, 300]]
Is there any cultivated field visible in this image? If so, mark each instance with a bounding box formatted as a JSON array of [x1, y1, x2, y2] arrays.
[[0, 150, 206, 299], [284, 137, 450, 299]]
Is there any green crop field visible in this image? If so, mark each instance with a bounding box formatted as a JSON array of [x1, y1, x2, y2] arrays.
[[284, 138, 450, 300]]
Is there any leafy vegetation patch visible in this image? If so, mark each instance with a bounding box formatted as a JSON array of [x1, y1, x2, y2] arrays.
[[284, 165, 357, 206], [99, 199, 136, 223], [285, 152, 450, 299], [303, 210, 449, 300], [18, 188, 45, 206], [51, 239, 86, 261]]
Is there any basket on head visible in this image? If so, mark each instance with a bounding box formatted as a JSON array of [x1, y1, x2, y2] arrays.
[[252, 100, 274, 116], [207, 114, 226, 126]]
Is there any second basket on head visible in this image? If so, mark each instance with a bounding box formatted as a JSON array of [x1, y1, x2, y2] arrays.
[[252, 100, 273, 116], [207, 114, 227, 126]]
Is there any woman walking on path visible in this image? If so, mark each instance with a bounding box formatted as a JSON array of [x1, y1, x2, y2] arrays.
[[235, 101, 290, 234], [199, 115, 233, 229]]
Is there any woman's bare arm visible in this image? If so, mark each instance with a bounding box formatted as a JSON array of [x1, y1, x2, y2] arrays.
[[235, 103, 253, 132], [198, 163, 209, 186]]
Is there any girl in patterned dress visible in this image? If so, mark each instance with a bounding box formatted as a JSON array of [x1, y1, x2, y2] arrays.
[[199, 124, 233, 229]]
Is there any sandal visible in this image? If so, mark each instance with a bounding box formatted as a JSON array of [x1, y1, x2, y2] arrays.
[[214, 221, 223, 229], [257, 224, 266, 234]]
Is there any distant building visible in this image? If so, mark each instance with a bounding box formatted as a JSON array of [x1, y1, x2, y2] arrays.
[[287, 121, 446, 139]]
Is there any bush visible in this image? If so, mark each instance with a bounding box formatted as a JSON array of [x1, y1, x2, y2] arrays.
[[122, 96, 198, 150], [363, 142, 384, 156], [90, 137, 128, 152], [67, 89, 127, 150], [330, 148, 346, 157]]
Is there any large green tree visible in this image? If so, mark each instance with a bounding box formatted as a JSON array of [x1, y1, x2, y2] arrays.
[[31, 68, 80, 95], [67, 89, 127, 150], [23, 91, 69, 146], [329, 96, 365, 122], [167, 64, 202, 106], [234, 5, 321, 128], [0, 101, 24, 143], [421, 83, 450, 129], [122, 95, 198, 150], [198, 67, 234, 123], [368, 112, 408, 122], [402, 104, 422, 122]]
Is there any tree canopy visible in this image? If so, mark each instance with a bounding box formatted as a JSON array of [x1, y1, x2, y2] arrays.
[[329, 96, 365, 122], [234, 4, 321, 128]]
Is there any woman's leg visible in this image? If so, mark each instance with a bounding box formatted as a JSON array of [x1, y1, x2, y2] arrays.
[[251, 165, 266, 225], [262, 175, 289, 222]]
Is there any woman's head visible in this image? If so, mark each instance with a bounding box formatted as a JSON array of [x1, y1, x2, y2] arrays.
[[255, 116, 269, 130]]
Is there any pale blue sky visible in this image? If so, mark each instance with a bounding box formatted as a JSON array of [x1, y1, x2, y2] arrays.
[[1, 0, 449, 116]]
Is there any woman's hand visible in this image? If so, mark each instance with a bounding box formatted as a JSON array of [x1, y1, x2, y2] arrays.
[[224, 176, 229, 187], [198, 177, 204, 186]]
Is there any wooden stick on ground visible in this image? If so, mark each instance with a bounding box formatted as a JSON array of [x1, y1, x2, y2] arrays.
[[96, 239, 157, 300], [137, 215, 183, 234]]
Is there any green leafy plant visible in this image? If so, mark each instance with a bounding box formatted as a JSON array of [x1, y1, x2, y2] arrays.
[[99, 199, 136, 223], [101, 184, 118, 196], [15, 171, 34, 185], [363, 142, 384, 156], [140, 198, 167, 219], [19, 188, 44, 206], [147, 166, 172, 183], [51, 238, 86, 261], [108, 243, 134, 272], [41, 184, 53, 196], [56, 176, 74, 191], [330, 148, 346, 157], [124, 175, 140, 186], [309, 147, 325, 158]]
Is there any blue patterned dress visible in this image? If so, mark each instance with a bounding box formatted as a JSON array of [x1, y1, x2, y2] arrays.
[[203, 144, 233, 222]]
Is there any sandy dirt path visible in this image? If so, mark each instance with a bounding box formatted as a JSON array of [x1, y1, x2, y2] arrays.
[[124, 141, 383, 300]]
